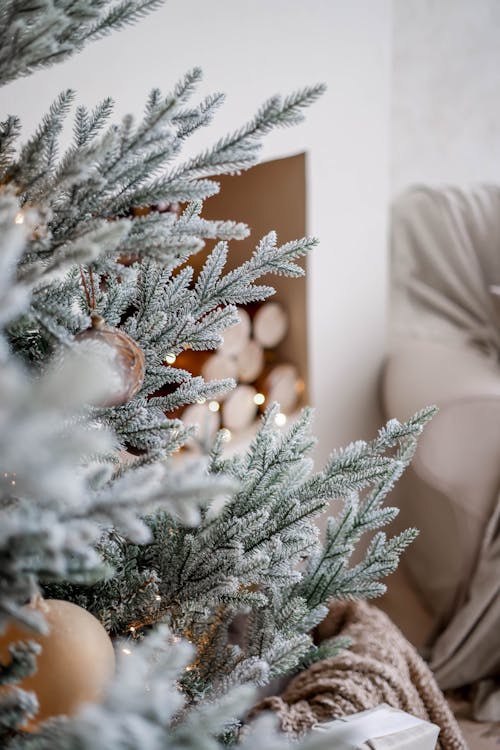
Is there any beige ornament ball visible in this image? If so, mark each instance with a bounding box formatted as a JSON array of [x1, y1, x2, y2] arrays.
[[75, 313, 145, 407], [0, 599, 115, 730]]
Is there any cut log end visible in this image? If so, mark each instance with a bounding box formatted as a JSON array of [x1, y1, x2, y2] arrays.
[[220, 307, 252, 356], [235, 339, 264, 383], [253, 302, 288, 349], [222, 384, 258, 432]]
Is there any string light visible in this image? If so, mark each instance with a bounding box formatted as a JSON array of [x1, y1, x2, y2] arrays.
[[129, 626, 136, 634], [220, 428, 232, 442], [155, 594, 161, 602], [208, 400, 220, 412], [274, 412, 287, 427], [253, 393, 265, 405], [122, 648, 131, 655], [165, 352, 176, 365], [14, 212, 24, 225], [295, 378, 306, 395], [3, 471, 17, 486]]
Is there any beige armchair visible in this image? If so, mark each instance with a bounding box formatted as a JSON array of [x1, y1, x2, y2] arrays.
[[382, 186, 500, 715]]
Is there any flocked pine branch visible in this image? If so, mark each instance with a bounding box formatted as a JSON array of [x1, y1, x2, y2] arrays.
[[47, 404, 435, 703], [1, 72, 324, 287], [0, 342, 237, 637], [94, 230, 314, 452], [0, 1, 166, 86], [2, 71, 323, 459]]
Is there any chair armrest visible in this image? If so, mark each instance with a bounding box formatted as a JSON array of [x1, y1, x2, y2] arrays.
[[382, 339, 500, 522]]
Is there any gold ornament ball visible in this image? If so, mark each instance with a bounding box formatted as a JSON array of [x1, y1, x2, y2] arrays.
[[0, 599, 115, 730], [75, 313, 145, 407]]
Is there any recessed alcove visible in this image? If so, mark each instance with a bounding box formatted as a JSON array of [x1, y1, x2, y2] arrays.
[[175, 152, 309, 449], [199, 151, 309, 402]]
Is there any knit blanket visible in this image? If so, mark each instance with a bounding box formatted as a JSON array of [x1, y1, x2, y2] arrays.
[[254, 601, 467, 750]]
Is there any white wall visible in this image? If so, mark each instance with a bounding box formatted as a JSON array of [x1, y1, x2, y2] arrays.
[[393, 0, 500, 193], [0, 1, 392, 465]]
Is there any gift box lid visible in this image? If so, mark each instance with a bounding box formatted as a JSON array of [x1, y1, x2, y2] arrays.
[[312, 703, 440, 750]]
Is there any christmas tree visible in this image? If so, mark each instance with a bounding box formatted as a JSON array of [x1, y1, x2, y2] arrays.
[[0, 2, 434, 748]]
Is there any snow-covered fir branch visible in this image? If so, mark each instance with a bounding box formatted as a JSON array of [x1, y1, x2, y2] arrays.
[[2, 70, 323, 459], [0, 1, 166, 86], [0, 348, 238, 636], [2, 71, 323, 286], [48, 404, 435, 702]]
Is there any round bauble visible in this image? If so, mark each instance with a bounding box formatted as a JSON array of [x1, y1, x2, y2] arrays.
[[75, 313, 145, 406], [0, 599, 115, 730]]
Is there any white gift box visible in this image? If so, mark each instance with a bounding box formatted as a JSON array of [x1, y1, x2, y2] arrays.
[[312, 704, 440, 750]]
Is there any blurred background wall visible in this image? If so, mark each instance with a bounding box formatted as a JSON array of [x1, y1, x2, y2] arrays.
[[392, 0, 500, 191]]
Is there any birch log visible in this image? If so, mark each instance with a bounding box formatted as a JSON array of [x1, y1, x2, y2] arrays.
[[183, 402, 220, 443], [222, 385, 258, 433], [253, 302, 288, 349], [201, 352, 238, 383], [220, 307, 251, 356], [255, 363, 303, 413], [235, 339, 264, 383]]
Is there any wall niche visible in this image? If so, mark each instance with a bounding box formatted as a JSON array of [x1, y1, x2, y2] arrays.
[[179, 152, 309, 448]]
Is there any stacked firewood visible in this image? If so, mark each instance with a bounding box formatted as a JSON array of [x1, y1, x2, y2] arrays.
[[175, 302, 305, 444]]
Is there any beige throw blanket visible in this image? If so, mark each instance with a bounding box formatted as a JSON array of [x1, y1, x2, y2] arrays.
[[254, 601, 466, 750]]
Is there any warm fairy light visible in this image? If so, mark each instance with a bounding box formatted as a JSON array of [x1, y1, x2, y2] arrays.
[[11, 480, 15, 486], [208, 400, 220, 412], [220, 428, 232, 442], [274, 412, 287, 427], [14, 212, 24, 225], [129, 626, 136, 633], [122, 648, 131, 655], [165, 352, 176, 365], [295, 378, 306, 395], [196, 397, 207, 404], [155, 594, 161, 601], [253, 392, 265, 406]]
